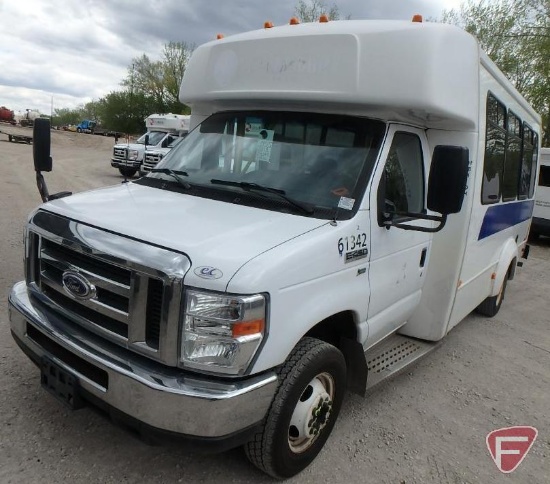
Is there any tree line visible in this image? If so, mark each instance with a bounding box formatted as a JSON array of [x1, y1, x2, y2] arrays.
[[441, 0, 549, 145], [53, 0, 549, 143]]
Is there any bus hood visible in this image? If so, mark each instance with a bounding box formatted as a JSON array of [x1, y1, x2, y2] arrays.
[[42, 183, 327, 290]]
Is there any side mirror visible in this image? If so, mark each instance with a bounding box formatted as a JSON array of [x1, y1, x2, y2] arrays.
[[144, 134, 149, 146], [33, 118, 52, 172], [32, 117, 72, 202], [427, 145, 469, 215]]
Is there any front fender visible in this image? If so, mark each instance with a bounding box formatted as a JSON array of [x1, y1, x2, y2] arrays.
[[226, 219, 372, 374]]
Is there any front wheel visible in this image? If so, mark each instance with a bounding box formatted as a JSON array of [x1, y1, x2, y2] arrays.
[[118, 167, 137, 177], [245, 337, 346, 479]]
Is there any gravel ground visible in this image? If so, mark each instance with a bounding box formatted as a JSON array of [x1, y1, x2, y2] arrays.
[[0, 126, 549, 483]]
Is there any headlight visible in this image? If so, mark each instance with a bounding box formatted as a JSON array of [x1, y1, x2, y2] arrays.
[[128, 149, 139, 160], [181, 289, 266, 375]]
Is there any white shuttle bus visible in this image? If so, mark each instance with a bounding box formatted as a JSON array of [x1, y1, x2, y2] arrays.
[[531, 147, 550, 237], [9, 17, 540, 479]]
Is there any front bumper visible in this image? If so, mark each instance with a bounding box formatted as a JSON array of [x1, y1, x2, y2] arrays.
[[111, 159, 141, 169], [9, 281, 277, 444]]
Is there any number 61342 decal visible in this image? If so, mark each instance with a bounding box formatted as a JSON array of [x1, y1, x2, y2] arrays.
[[338, 233, 368, 263]]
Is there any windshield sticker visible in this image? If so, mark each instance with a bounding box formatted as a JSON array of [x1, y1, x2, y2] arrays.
[[338, 197, 355, 211], [255, 129, 274, 163]]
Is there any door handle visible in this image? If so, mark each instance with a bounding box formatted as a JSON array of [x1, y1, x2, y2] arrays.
[[419, 248, 427, 267]]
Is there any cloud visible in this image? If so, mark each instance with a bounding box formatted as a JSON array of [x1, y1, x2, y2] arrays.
[[0, 0, 463, 114]]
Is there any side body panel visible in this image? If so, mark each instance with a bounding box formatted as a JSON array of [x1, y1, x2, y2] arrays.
[[447, 64, 541, 330]]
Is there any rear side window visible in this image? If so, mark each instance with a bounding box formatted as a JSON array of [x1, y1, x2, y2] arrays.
[[502, 111, 521, 201], [482, 92, 539, 203], [519, 126, 538, 199]]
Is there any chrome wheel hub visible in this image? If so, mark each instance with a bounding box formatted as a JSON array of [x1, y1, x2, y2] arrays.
[[288, 372, 334, 453]]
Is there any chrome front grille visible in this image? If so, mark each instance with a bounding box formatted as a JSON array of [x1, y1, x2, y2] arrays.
[[142, 153, 163, 171], [113, 147, 127, 160], [39, 238, 133, 340], [26, 210, 190, 366]]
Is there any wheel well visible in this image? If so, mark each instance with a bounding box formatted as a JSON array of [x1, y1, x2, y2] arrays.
[[508, 257, 517, 280], [304, 311, 357, 347], [305, 311, 367, 396]]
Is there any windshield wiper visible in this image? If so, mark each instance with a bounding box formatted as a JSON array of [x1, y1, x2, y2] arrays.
[[210, 179, 314, 215], [151, 168, 191, 189]]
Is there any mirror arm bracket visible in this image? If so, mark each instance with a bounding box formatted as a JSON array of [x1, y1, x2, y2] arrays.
[[35, 172, 72, 202], [385, 213, 448, 233]]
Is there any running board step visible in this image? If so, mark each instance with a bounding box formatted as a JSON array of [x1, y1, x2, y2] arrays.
[[365, 334, 439, 390]]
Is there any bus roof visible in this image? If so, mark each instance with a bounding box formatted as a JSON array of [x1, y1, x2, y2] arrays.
[[181, 20, 490, 129]]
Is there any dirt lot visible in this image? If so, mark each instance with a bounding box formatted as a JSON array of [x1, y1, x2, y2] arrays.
[[0, 126, 549, 483]]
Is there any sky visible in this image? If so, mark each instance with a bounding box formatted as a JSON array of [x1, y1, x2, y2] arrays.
[[0, 0, 465, 116]]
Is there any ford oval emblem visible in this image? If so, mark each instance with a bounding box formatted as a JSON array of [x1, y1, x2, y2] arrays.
[[61, 271, 96, 300], [194, 266, 223, 280]]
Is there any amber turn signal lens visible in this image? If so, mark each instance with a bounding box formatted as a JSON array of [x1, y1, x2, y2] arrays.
[[232, 319, 265, 337]]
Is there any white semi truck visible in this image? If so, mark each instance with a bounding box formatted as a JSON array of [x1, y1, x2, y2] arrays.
[[111, 113, 190, 177], [9, 17, 540, 479]]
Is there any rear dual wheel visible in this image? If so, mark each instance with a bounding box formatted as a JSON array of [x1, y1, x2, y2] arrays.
[[245, 337, 346, 479]]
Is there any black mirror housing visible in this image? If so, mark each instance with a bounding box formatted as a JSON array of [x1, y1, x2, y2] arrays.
[[33, 118, 52, 172], [144, 134, 150, 146], [427, 145, 469, 215]]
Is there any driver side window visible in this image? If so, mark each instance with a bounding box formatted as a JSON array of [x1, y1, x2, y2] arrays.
[[383, 132, 425, 214]]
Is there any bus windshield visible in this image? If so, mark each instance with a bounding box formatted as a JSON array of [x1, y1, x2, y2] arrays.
[[144, 111, 386, 218]]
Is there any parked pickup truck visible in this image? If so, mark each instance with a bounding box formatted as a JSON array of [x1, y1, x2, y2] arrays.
[[141, 135, 186, 173], [111, 113, 190, 177]]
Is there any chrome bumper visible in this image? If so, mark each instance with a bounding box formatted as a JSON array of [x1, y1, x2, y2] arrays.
[[111, 159, 141, 169], [9, 281, 277, 438]]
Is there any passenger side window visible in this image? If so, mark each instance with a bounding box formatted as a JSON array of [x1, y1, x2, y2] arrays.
[[482, 94, 506, 204], [383, 132, 425, 214], [502, 111, 521, 201]]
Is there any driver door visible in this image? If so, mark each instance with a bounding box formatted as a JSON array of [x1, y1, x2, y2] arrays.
[[366, 125, 433, 347]]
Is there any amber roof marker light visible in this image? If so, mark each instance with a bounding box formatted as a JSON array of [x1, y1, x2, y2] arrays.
[[319, 14, 329, 23], [264, 21, 274, 29], [289, 17, 300, 25], [216, 34, 224, 40], [412, 14, 423, 23]]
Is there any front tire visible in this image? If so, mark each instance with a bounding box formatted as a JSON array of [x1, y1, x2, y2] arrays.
[[245, 337, 346, 479], [118, 167, 137, 177]]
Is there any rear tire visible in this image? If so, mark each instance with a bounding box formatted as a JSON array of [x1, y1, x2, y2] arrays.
[[118, 167, 137, 177], [476, 273, 508, 317], [245, 337, 346, 479]]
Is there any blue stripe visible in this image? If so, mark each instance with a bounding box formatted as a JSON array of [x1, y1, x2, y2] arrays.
[[478, 200, 534, 240]]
